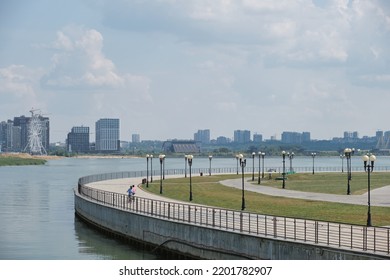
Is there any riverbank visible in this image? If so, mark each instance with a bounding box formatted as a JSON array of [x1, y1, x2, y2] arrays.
[[0, 153, 54, 166]]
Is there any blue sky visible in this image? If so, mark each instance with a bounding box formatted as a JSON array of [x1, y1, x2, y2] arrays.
[[1, 0, 390, 142]]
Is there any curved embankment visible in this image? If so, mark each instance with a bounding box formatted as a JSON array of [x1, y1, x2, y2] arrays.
[[74, 172, 390, 260]]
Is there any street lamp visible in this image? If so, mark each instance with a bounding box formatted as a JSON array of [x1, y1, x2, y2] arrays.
[[235, 154, 239, 175], [287, 152, 294, 173], [311, 152, 316, 174], [184, 155, 188, 178], [150, 154, 153, 182], [159, 154, 165, 194], [146, 154, 150, 188], [209, 155, 212, 176], [187, 155, 193, 201], [261, 152, 265, 179], [363, 154, 376, 227], [238, 153, 246, 211], [252, 152, 256, 181], [162, 154, 166, 180], [258, 151, 262, 184], [344, 148, 353, 195], [340, 154, 345, 173], [282, 151, 286, 189]]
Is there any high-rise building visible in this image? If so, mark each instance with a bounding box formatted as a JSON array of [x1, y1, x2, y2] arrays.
[[344, 131, 358, 140], [95, 118, 120, 152], [132, 134, 140, 143], [302, 132, 311, 142], [253, 133, 263, 143], [234, 130, 251, 143], [194, 129, 210, 144], [67, 126, 90, 153], [13, 115, 29, 150]]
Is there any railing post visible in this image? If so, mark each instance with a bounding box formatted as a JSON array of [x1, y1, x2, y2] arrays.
[[350, 225, 353, 249], [240, 212, 243, 232], [339, 224, 341, 247], [294, 219, 296, 240], [363, 227, 367, 251], [273, 217, 277, 238], [327, 222, 329, 245]]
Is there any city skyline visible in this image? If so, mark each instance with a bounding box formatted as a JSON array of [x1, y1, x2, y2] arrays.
[[1, 1, 390, 143], [2, 112, 389, 144]]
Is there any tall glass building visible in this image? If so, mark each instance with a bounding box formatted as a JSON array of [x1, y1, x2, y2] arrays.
[[67, 126, 90, 153], [95, 118, 120, 152]]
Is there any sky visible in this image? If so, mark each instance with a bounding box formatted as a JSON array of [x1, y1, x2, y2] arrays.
[[1, 0, 390, 143]]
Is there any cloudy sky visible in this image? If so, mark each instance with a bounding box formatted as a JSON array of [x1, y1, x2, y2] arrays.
[[1, 0, 389, 143]]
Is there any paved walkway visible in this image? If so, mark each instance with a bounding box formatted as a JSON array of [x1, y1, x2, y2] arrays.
[[221, 179, 390, 207], [87, 175, 390, 207]]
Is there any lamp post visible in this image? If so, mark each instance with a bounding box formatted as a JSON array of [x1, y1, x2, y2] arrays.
[[238, 153, 246, 211], [209, 155, 212, 176], [282, 151, 286, 189], [258, 151, 261, 184], [288, 152, 294, 173], [159, 154, 165, 194], [150, 154, 153, 182], [363, 154, 376, 227], [146, 154, 150, 188], [252, 152, 256, 181], [340, 154, 345, 173], [311, 152, 316, 175], [344, 148, 352, 195], [184, 155, 187, 178], [235, 154, 239, 175], [261, 152, 265, 179], [163, 154, 166, 180], [187, 155, 193, 201]]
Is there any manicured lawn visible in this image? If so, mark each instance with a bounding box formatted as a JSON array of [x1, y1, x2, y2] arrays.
[[258, 171, 390, 195], [144, 173, 390, 226]]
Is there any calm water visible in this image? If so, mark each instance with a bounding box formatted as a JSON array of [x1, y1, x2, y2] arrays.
[[1, 156, 390, 259]]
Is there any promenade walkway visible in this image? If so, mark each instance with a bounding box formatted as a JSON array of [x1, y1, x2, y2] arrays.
[[88, 176, 390, 208], [82, 174, 390, 258]]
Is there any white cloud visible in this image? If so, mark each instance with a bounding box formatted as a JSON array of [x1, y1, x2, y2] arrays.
[[41, 26, 150, 95], [0, 65, 46, 114]]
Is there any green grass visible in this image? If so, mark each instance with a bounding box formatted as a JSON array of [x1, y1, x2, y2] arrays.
[[259, 172, 390, 195], [0, 156, 46, 166], [144, 173, 390, 227]]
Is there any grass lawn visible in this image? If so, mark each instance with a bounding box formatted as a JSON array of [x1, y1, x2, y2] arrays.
[[144, 173, 390, 227], [258, 171, 390, 195], [0, 156, 47, 166]]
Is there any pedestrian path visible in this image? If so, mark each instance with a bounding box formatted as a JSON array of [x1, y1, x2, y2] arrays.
[[221, 179, 390, 207], [87, 175, 390, 207]]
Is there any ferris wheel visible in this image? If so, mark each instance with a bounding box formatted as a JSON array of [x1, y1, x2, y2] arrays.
[[25, 108, 47, 155]]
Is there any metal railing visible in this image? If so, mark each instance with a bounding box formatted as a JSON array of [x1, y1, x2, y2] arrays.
[[77, 170, 390, 257]]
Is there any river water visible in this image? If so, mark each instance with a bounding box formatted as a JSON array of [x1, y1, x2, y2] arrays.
[[1, 156, 390, 259]]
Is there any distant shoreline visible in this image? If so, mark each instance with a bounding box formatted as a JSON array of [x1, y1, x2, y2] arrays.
[[0, 154, 47, 166], [0, 153, 141, 160]]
